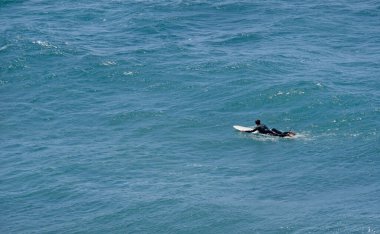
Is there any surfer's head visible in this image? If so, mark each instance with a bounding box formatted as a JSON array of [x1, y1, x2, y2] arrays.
[[255, 119, 261, 125]]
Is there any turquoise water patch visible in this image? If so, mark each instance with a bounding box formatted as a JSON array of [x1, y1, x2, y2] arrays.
[[1, 0, 379, 233]]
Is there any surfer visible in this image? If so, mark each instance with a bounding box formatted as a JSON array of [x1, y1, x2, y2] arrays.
[[249, 119, 295, 137]]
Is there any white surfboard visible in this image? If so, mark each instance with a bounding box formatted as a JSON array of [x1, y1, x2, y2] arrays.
[[234, 125, 297, 138], [233, 125, 254, 132]]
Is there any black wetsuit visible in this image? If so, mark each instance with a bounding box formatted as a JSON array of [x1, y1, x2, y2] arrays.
[[252, 124, 291, 137], [252, 124, 273, 135]]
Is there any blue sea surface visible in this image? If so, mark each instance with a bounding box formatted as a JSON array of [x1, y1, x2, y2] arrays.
[[1, 0, 379, 233]]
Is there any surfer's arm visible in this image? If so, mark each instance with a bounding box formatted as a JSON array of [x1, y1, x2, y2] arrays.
[[250, 127, 258, 132]]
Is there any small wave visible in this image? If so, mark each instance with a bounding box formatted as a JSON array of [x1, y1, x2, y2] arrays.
[[123, 71, 134, 76], [0, 80, 8, 86], [213, 32, 263, 45], [0, 44, 9, 52], [288, 132, 312, 140], [101, 60, 117, 66], [315, 82, 323, 87], [239, 131, 312, 142], [32, 40, 57, 49], [268, 89, 305, 99]]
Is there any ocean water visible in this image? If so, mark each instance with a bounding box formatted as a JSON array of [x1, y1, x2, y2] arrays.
[[1, 0, 379, 233]]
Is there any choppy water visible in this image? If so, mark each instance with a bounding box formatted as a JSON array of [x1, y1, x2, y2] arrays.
[[1, 0, 379, 233]]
